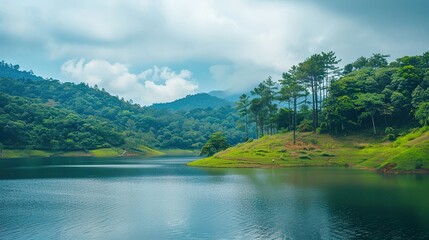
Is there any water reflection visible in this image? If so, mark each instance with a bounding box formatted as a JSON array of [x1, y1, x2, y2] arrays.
[[0, 157, 428, 239]]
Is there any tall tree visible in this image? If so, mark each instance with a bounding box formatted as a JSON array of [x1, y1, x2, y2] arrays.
[[321, 51, 341, 109], [250, 77, 278, 136], [298, 53, 325, 131], [352, 56, 368, 70], [367, 53, 390, 69], [415, 102, 429, 126], [263, 76, 279, 135], [354, 93, 385, 135], [236, 94, 251, 140], [251, 83, 268, 137], [279, 66, 306, 144]]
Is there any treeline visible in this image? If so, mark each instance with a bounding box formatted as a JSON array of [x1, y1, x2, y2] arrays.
[[0, 61, 44, 82], [236, 52, 429, 141], [0, 64, 243, 151], [324, 52, 429, 135]]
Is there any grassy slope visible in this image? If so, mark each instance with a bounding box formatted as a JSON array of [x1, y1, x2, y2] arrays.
[[1, 145, 164, 158], [359, 127, 429, 171], [188, 128, 429, 172]]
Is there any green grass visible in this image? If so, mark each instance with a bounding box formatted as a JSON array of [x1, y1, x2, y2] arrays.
[[1, 145, 165, 159], [2, 149, 52, 158], [89, 148, 124, 157], [131, 145, 165, 156], [55, 151, 92, 157], [358, 128, 429, 171], [188, 128, 429, 173]]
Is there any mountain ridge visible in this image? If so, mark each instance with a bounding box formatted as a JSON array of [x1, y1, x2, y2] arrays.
[[149, 93, 232, 111]]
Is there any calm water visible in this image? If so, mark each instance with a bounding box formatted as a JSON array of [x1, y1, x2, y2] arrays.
[[0, 157, 428, 240]]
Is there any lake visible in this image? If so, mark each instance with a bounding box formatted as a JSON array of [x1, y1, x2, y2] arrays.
[[0, 156, 428, 239]]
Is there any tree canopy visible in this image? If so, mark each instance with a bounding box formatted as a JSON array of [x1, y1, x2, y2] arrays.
[[235, 51, 429, 142], [200, 132, 230, 156]]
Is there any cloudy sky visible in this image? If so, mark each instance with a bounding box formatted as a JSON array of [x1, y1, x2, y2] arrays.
[[1, 0, 428, 105]]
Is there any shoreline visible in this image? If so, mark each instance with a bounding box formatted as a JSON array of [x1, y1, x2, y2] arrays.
[[0, 147, 200, 159], [188, 162, 429, 174], [0, 148, 162, 159], [1, 148, 427, 174], [187, 130, 429, 174]]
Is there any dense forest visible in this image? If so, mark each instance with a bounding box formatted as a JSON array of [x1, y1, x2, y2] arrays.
[[235, 52, 429, 142], [0, 93, 123, 150], [0, 62, 243, 151]]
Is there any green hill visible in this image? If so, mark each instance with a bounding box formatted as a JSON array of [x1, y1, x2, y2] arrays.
[[0, 61, 243, 154], [188, 127, 429, 173]]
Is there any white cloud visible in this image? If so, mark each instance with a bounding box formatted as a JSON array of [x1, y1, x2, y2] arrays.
[[2, 0, 429, 95], [61, 59, 198, 106]]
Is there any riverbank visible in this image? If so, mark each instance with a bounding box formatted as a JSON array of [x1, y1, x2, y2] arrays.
[[188, 127, 429, 173], [0, 146, 165, 159]]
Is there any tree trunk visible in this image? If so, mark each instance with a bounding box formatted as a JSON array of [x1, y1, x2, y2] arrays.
[[371, 114, 377, 135], [245, 113, 249, 141], [313, 80, 319, 132], [293, 96, 297, 144], [288, 100, 292, 130], [311, 78, 316, 132], [319, 81, 323, 113]]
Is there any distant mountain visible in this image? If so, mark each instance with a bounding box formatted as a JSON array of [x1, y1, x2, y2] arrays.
[[149, 93, 232, 111], [208, 90, 241, 102]]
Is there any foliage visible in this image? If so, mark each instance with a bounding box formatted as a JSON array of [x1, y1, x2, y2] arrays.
[[415, 102, 429, 126], [354, 93, 385, 134], [200, 132, 231, 157], [0, 93, 124, 150], [236, 94, 251, 141], [250, 77, 278, 137], [0, 63, 244, 151], [322, 51, 429, 134], [0, 61, 44, 82], [279, 65, 307, 143]]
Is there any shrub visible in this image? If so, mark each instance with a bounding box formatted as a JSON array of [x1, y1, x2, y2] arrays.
[[297, 119, 313, 132], [385, 133, 396, 141], [256, 149, 269, 153], [415, 162, 423, 169], [321, 152, 336, 157]]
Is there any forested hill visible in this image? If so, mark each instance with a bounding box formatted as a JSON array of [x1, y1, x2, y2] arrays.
[[233, 52, 429, 141], [0, 61, 44, 82], [0, 62, 243, 152], [149, 93, 231, 111], [191, 52, 429, 172]]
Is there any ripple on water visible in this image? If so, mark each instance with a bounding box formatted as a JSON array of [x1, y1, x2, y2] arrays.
[[1, 162, 429, 239]]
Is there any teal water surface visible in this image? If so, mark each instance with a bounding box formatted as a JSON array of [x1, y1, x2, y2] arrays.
[[0, 156, 428, 239]]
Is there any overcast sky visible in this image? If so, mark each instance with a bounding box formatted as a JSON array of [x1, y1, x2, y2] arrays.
[[1, 0, 428, 105]]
